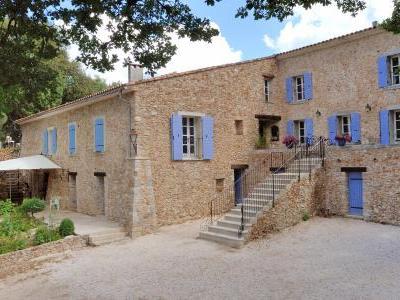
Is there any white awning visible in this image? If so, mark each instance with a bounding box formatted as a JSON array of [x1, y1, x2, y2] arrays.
[[0, 155, 61, 171]]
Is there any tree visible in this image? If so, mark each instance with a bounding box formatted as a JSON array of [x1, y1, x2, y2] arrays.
[[0, 1, 218, 75]]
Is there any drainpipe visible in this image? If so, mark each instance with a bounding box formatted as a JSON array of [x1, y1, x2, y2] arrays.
[[118, 87, 134, 158]]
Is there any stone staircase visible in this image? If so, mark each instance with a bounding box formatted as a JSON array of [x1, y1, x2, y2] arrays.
[[199, 157, 322, 248]]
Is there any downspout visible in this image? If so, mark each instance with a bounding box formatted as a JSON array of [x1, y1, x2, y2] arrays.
[[119, 87, 135, 158]]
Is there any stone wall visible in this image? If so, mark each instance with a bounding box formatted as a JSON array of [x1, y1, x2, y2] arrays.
[[323, 145, 400, 225], [249, 167, 326, 240], [0, 235, 87, 279]]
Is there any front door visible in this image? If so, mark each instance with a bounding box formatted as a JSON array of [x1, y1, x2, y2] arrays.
[[234, 169, 244, 205], [348, 172, 363, 215]]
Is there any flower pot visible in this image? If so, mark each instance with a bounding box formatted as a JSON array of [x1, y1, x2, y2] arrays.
[[337, 139, 346, 146]]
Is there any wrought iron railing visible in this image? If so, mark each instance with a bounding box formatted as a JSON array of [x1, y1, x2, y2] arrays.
[[200, 136, 328, 232], [238, 137, 328, 235]]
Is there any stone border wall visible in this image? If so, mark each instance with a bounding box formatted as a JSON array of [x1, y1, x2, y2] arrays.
[[249, 168, 326, 240], [0, 235, 88, 279]]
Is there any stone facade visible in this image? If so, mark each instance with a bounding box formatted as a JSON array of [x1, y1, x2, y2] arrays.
[[16, 26, 400, 234]]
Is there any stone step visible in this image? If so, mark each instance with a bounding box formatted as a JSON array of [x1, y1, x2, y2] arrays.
[[208, 224, 249, 238], [224, 213, 252, 223], [230, 208, 258, 217], [198, 231, 245, 248], [88, 231, 127, 246], [217, 219, 252, 230], [243, 199, 273, 207]]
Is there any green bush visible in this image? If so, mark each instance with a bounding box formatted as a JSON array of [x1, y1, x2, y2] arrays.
[[0, 236, 28, 254], [302, 211, 310, 221], [0, 199, 15, 216], [59, 218, 75, 237], [33, 226, 61, 245], [20, 198, 46, 217]]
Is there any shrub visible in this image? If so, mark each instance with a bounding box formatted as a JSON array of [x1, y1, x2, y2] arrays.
[[255, 135, 267, 149], [59, 218, 75, 237], [33, 226, 61, 245], [20, 198, 46, 217], [302, 211, 310, 221], [0, 199, 15, 216], [0, 236, 27, 254]]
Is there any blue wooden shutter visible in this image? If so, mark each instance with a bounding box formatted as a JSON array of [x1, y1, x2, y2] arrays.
[[170, 114, 183, 160], [286, 120, 294, 136], [285, 77, 293, 103], [377, 56, 389, 88], [202, 116, 214, 160], [350, 112, 361, 143], [42, 130, 48, 155], [303, 72, 313, 100], [328, 115, 337, 144], [51, 128, 57, 154], [95, 118, 105, 152], [380, 110, 390, 145], [69, 124, 76, 154], [305, 118, 314, 144]]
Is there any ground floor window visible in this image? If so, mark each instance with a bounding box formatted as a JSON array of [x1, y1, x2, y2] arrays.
[[337, 115, 351, 136], [393, 110, 400, 142]]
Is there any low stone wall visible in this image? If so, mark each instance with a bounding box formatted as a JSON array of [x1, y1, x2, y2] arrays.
[[249, 168, 326, 240], [0, 235, 88, 279]]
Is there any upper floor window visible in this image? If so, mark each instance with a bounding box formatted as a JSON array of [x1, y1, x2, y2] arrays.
[[42, 127, 57, 155], [390, 55, 400, 85], [264, 79, 270, 102], [94, 117, 105, 153], [285, 72, 313, 103], [295, 120, 305, 144], [170, 113, 214, 161], [68, 123, 77, 155], [294, 76, 305, 102], [394, 110, 400, 142], [286, 118, 313, 144]]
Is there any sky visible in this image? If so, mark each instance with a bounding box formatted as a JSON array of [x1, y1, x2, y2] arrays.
[[68, 0, 394, 84]]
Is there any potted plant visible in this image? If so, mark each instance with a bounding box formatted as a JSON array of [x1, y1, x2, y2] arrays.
[[282, 135, 299, 149], [335, 134, 352, 146], [255, 135, 268, 149]]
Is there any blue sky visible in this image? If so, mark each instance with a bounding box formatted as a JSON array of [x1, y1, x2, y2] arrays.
[[70, 0, 394, 83], [186, 0, 281, 59]]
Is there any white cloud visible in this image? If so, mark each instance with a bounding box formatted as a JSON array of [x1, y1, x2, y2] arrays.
[[263, 0, 394, 52], [67, 19, 242, 84]]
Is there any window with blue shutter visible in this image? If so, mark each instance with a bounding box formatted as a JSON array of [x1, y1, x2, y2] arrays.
[[51, 128, 57, 154], [170, 114, 183, 160], [202, 116, 214, 160], [94, 118, 105, 152], [42, 130, 48, 155], [328, 115, 338, 144], [305, 118, 314, 144], [285, 77, 293, 103], [303, 72, 313, 100], [380, 110, 390, 145], [286, 120, 294, 136], [350, 112, 361, 143], [68, 123, 76, 155], [377, 55, 389, 88]]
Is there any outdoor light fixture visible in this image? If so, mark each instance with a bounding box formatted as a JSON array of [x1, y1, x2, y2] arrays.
[[365, 104, 372, 112], [316, 110, 322, 117]]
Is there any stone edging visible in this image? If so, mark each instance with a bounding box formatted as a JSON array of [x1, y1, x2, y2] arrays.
[[0, 235, 88, 279]]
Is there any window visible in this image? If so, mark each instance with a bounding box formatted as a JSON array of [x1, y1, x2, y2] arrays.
[[393, 110, 400, 142], [293, 76, 304, 101], [295, 120, 305, 144], [182, 116, 201, 159], [68, 123, 77, 155], [271, 125, 279, 141], [337, 115, 351, 136], [94, 117, 105, 152], [216, 178, 224, 192], [43, 127, 57, 155], [391, 55, 400, 85], [235, 120, 243, 135], [264, 79, 270, 102]]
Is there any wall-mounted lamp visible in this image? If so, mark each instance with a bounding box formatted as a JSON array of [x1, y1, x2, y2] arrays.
[[316, 110, 322, 117], [365, 104, 372, 112]]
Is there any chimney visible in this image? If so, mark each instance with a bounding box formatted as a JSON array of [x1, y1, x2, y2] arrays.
[[372, 21, 378, 28], [128, 63, 143, 83]]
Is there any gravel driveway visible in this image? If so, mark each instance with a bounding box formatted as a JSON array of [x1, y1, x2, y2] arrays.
[[1, 217, 399, 300]]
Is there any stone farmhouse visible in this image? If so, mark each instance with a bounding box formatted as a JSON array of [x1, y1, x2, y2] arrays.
[[15, 25, 400, 246]]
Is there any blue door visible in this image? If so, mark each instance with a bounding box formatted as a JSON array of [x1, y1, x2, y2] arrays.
[[234, 169, 243, 205], [348, 172, 363, 215]]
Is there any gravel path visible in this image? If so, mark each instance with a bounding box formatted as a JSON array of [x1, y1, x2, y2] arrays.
[[1, 217, 399, 300]]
